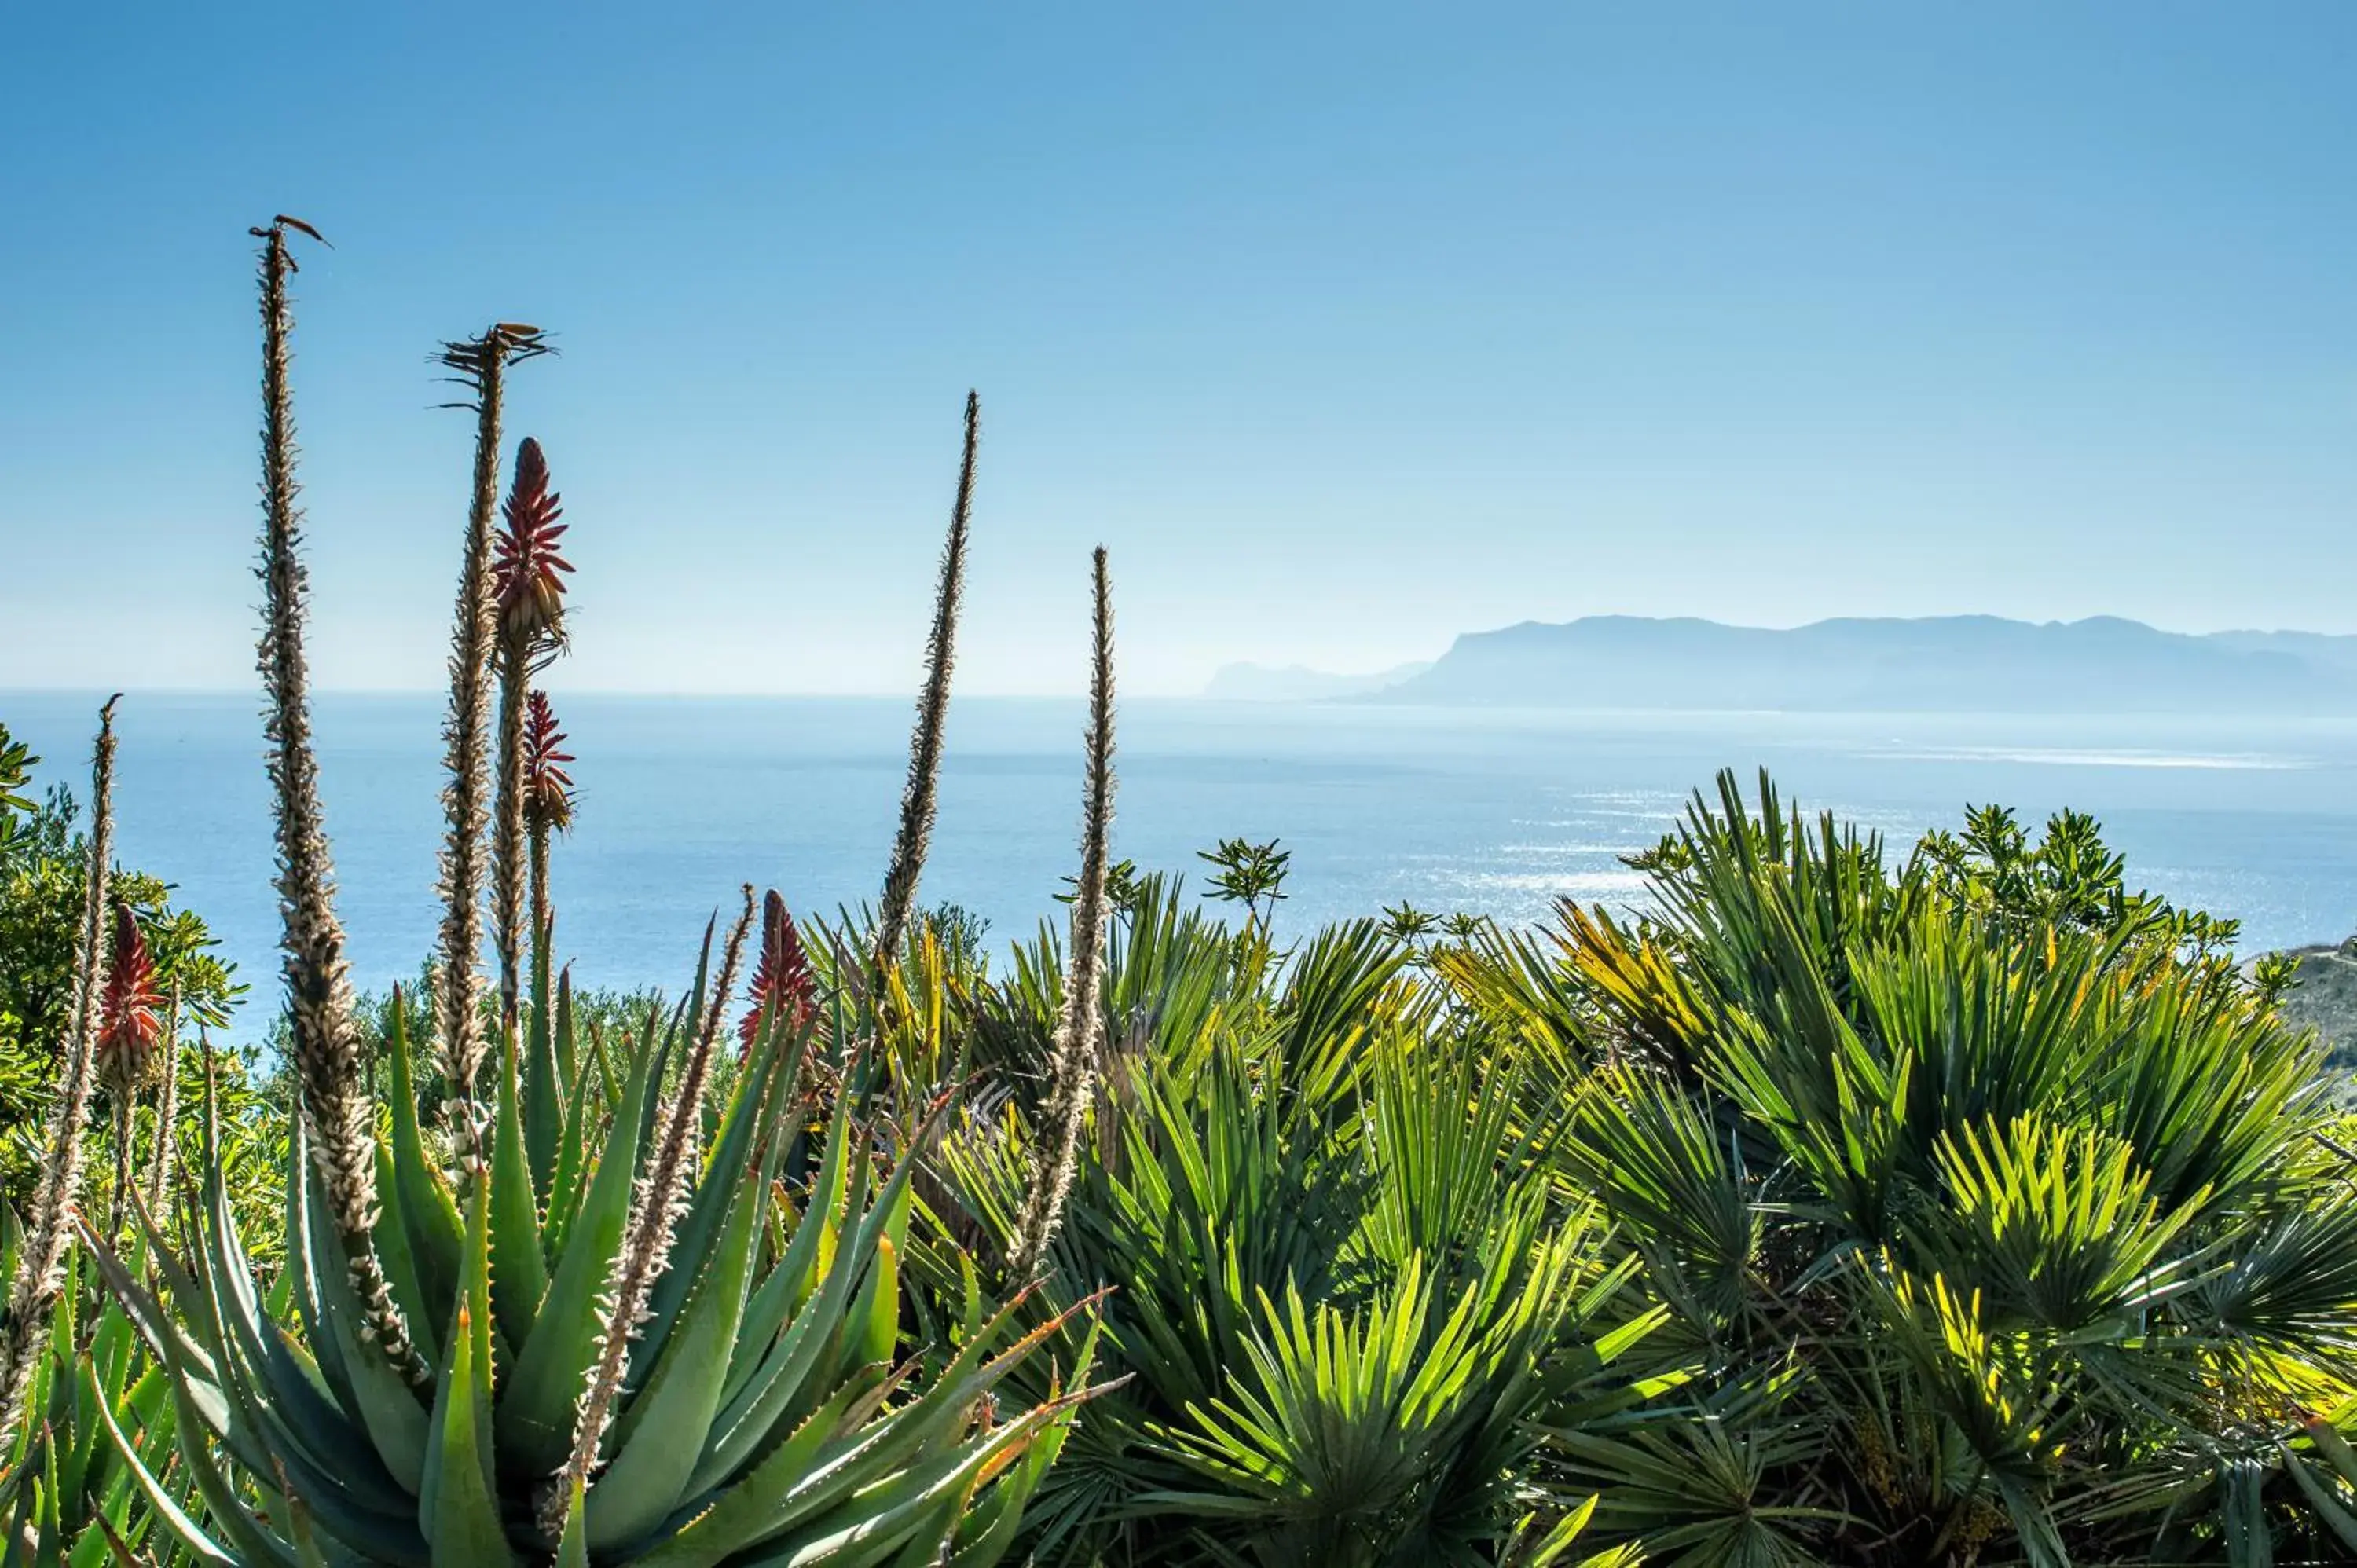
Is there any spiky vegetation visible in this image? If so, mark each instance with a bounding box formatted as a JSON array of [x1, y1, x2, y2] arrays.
[[1445, 771, 2357, 1564], [874, 391, 979, 968], [55, 221, 1101, 1568], [492, 436, 571, 1030], [0, 699, 118, 1453], [433, 322, 552, 1168], [1005, 546, 1116, 1286]]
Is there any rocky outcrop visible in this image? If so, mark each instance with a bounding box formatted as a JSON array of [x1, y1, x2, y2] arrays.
[[2278, 942, 2357, 1085]]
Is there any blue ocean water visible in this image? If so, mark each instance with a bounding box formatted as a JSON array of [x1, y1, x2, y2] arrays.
[[7, 691, 2356, 1042]]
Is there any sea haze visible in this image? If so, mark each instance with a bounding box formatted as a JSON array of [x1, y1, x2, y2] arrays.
[[6, 691, 2356, 1043]]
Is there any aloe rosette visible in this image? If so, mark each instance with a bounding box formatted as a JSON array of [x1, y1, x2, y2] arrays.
[[93, 966, 1102, 1566]]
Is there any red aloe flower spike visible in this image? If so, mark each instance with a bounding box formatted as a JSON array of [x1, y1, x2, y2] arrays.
[[97, 900, 165, 1097], [492, 437, 572, 641], [740, 890, 819, 1049], [522, 690, 577, 833]]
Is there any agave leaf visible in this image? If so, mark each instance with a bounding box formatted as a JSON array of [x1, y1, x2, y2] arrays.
[[489, 1024, 551, 1348]]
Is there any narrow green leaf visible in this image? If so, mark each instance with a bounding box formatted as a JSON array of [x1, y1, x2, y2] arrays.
[[489, 1023, 551, 1349]]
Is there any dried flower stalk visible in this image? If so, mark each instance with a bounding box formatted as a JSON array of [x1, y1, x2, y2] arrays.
[[1007, 548, 1117, 1283], [0, 698, 119, 1446], [431, 324, 550, 1171], [251, 218, 428, 1383], [145, 980, 181, 1216], [874, 391, 978, 967]]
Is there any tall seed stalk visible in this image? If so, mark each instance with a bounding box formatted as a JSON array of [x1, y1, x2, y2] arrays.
[[250, 218, 430, 1383], [1007, 548, 1117, 1284], [431, 323, 549, 1172], [874, 391, 979, 968], [145, 980, 181, 1216], [0, 698, 119, 1447]]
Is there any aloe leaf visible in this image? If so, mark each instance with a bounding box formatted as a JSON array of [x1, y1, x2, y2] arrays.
[[555, 1475, 590, 1568], [635, 1028, 794, 1383], [489, 1024, 551, 1348], [945, 1317, 1103, 1568], [373, 1142, 442, 1370], [526, 921, 563, 1202], [584, 1099, 778, 1550], [629, 1380, 876, 1568], [497, 1013, 656, 1478], [279, 1122, 355, 1424], [555, 964, 579, 1107], [731, 1399, 1077, 1568], [92, 1391, 237, 1567], [852, 1211, 907, 1372], [188, 1175, 423, 1551], [542, 1031, 605, 1262], [424, 1190, 516, 1568], [696, 1132, 881, 1489], [141, 1321, 302, 1568], [723, 1099, 853, 1409], [302, 1161, 431, 1494], [387, 1006, 464, 1351], [196, 1167, 414, 1521]]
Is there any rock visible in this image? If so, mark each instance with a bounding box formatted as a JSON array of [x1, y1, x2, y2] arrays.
[[2276, 944, 2357, 1086]]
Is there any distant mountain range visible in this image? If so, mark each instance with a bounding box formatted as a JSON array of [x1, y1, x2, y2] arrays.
[[1205, 617, 2357, 713]]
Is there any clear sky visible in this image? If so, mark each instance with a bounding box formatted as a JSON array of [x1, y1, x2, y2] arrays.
[[4, 3, 2352, 696]]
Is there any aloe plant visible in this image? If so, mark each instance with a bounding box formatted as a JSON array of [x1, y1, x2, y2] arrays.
[[0, 1233, 195, 1568], [78, 216, 1100, 1568], [99, 959, 1098, 1566]]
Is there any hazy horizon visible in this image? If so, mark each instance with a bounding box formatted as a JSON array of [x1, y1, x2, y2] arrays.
[[10, 608, 2357, 701]]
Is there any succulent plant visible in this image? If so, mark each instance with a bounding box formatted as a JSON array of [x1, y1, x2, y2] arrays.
[[98, 955, 1100, 1566], [82, 218, 1100, 1568]]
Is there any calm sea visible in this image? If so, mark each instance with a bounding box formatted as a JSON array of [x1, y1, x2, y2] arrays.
[[7, 692, 2356, 1042]]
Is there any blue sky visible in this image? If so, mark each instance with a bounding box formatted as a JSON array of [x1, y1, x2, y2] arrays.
[[4, 3, 2352, 695]]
